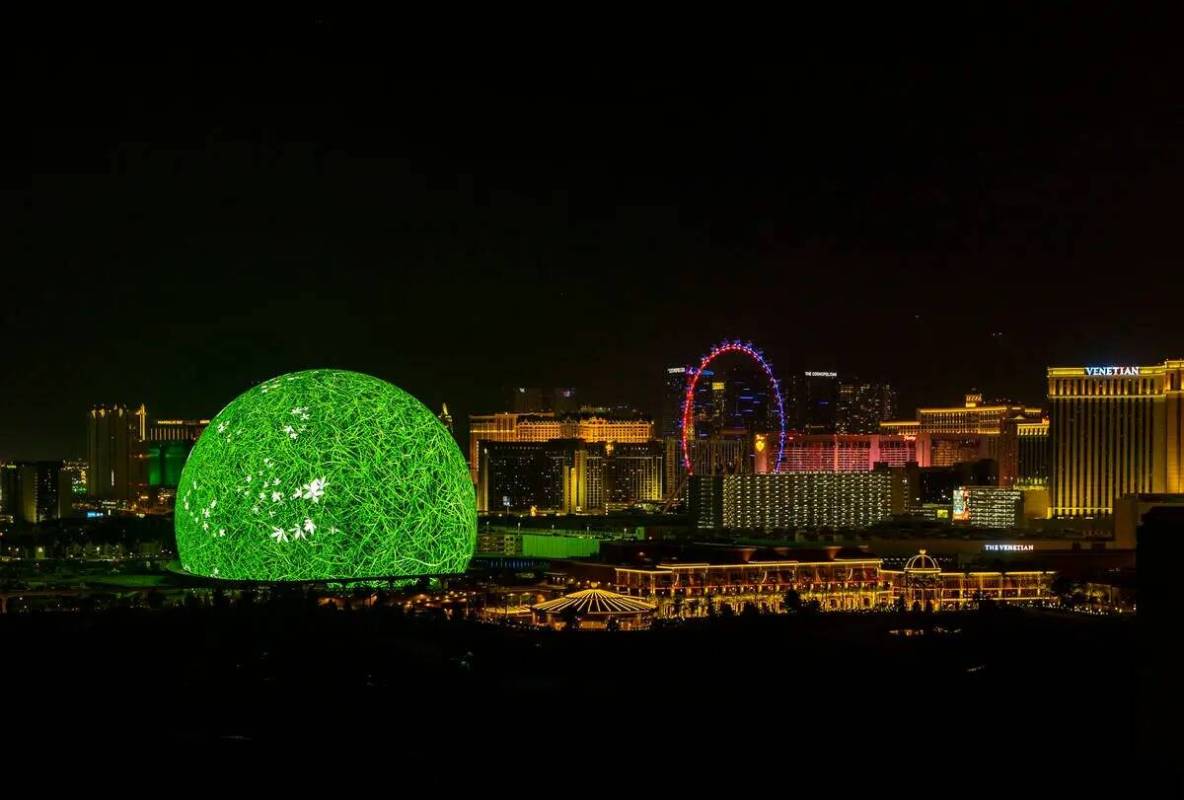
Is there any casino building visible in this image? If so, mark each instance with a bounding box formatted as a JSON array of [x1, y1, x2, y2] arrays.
[[1017, 419, 1050, 486], [783, 434, 923, 471], [478, 439, 663, 514], [880, 393, 1043, 485], [1048, 360, 1184, 517], [469, 411, 654, 489], [566, 548, 1054, 615]]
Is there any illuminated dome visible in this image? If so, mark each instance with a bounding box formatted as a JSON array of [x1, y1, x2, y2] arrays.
[[532, 589, 656, 617], [904, 549, 941, 573], [531, 589, 656, 629], [175, 369, 475, 581]]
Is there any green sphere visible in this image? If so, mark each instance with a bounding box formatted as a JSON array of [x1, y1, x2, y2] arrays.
[[175, 369, 475, 581]]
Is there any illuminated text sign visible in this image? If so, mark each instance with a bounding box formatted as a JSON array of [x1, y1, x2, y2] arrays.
[[804, 371, 838, 378], [1085, 366, 1140, 377], [984, 543, 1034, 552]]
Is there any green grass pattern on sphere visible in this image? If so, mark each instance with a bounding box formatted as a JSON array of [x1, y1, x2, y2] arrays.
[[175, 370, 475, 581]]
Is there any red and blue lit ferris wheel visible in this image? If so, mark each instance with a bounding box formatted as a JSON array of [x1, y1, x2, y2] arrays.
[[680, 339, 787, 474]]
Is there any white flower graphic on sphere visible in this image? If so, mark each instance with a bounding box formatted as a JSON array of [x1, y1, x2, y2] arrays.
[[292, 518, 315, 540], [301, 478, 327, 503]]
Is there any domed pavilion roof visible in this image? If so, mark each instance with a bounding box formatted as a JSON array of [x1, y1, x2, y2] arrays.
[[904, 549, 942, 573], [532, 589, 655, 616]]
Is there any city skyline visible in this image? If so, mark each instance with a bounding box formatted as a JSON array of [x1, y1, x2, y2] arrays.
[[3, 12, 1175, 763], [6, 16, 1184, 459], [4, 346, 1178, 461]]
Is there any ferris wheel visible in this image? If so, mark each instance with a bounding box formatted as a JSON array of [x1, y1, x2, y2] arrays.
[[680, 339, 787, 474]]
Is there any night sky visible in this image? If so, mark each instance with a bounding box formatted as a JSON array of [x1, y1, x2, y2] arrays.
[[5, 14, 1183, 459]]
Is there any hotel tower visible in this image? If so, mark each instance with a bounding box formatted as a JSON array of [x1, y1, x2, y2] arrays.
[[1048, 360, 1184, 517]]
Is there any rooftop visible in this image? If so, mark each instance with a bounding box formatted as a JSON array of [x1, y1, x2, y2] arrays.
[[532, 589, 655, 616]]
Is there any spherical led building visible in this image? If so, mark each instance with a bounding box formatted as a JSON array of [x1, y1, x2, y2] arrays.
[[175, 369, 475, 581]]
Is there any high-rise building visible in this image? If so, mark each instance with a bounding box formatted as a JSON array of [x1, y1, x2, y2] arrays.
[[951, 486, 1023, 528], [144, 441, 191, 488], [1048, 360, 1184, 517], [5, 461, 73, 524], [688, 474, 725, 529], [145, 419, 208, 442], [788, 371, 840, 434], [87, 404, 133, 500], [701, 468, 897, 530], [663, 359, 771, 497], [510, 387, 579, 414], [552, 388, 579, 415], [141, 418, 208, 489], [477, 439, 662, 513], [479, 440, 570, 513], [663, 434, 751, 502], [600, 441, 664, 510], [664, 365, 727, 439], [0, 463, 18, 520], [1017, 419, 1049, 486], [662, 367, 689, 438], [510, 387, 547, 414], [723, 364, 774, 433], [836, 380, 897, 434], [468, 411, 653, 484]]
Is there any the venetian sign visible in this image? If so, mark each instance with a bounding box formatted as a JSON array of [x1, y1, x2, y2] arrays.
[[1085, 366, 1140, 376]]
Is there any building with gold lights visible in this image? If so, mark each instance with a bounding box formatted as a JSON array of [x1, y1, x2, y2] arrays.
[[477, 438, 662, 513], [87, 404, 133, 500], [880, 393, 1043, 485], [879, 551, 1051, 612], [1048, 359, 1184, 517], [468, 411, 653, 484], [562, 548, 1054, 616], [1017, 419, 1049, 485]]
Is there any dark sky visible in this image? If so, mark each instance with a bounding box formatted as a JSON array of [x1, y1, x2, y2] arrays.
[[4, 13, 1183, 459]]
